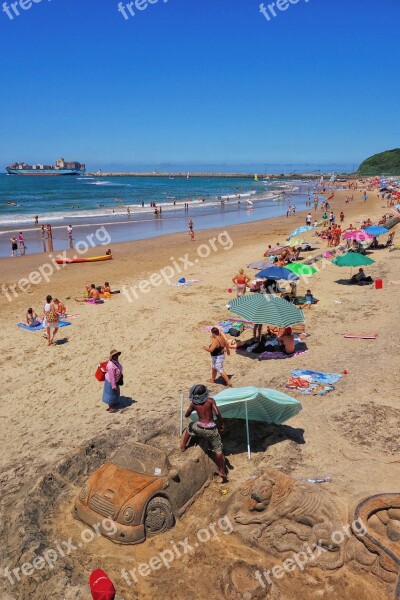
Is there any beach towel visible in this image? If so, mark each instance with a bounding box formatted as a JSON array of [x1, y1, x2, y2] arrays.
[[18, 321, 71, 331], [258, 349, 307, 360], [172, 278, 201, 287], [344, 333, 378, 339], [286, 370, 342, 395]]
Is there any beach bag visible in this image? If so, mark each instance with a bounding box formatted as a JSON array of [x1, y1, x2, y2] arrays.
[[95, 361, 109, 382], [232, 322, 244, 333], [45, 304, 58, 323], [229, 327, 241, 337]]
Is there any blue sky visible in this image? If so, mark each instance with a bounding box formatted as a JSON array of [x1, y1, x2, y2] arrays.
[[0, 0, 399, 170]]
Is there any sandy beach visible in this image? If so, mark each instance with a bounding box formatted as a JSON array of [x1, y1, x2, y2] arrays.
[[1, 186, 399, 600]]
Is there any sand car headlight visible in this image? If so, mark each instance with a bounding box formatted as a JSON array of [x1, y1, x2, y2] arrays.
[[122, 506, 136, 524], [79, 484, 89, 500]]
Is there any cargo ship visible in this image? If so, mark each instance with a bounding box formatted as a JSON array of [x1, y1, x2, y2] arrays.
[[6, 158, 86, 176]]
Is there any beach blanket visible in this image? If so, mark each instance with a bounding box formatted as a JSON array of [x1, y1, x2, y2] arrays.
[[258, 349, 307, 360], [18, 321, 72, 331], [172, 278, 200, 287], [344, 333, 378, 339], [286, 370, 342, 395]]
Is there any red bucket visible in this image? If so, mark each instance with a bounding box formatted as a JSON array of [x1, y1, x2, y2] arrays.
[[375, 278, 383, 289], [95, 361, 109, 381]]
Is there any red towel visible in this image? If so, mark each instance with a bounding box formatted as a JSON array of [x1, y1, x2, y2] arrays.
[[90, 570, 116, 600]]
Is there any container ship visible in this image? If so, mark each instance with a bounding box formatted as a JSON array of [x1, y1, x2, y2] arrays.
[[6, 158, 86, 176]]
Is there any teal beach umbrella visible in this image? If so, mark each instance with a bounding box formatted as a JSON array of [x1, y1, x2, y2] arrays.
[[332, 253, 375, 267], [205, 387, 302, 459], [228, 294, 305, 327]]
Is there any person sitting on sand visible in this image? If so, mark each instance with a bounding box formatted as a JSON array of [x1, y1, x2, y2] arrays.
[[350, 268, 373, 285], [181, 384, 228, 482], [203, 327, 232, 387], [232, 269, 251, 297], [53, 298, 66, 317], [75, 284, 103, 303], [276, 327, 296, 355], [25, 308, 40, 327], [100, 282, 112, 298], [303, 289, 315, 309]]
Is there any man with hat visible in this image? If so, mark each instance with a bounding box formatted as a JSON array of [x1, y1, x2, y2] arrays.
[[181, 384, 228, 482]]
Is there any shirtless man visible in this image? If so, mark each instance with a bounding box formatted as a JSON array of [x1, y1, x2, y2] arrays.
[[181, 384, 228, 482], [276, 327, 295, 355], [75, 284, 102, 303]]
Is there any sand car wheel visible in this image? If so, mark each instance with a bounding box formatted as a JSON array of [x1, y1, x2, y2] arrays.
[[144, 497, 175, 536]]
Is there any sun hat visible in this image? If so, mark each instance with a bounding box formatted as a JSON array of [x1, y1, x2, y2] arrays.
[[89, 569, 116, 600], [109, 349, 121, 359], [189, 384, 209, 405]]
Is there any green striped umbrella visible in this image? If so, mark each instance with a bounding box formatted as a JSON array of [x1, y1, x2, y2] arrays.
[[192, 387, 302, 459], [228, 294, 305, 327], [286, 263, 318, 277]]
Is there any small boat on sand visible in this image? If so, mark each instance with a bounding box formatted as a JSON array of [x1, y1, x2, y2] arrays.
[[55, 254, 113, 265]]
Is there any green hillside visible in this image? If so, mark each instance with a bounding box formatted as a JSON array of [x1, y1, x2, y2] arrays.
[[358, 149, 400, 176]]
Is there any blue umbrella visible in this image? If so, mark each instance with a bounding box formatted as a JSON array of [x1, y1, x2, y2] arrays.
[[256, 266, 299, 281], [364, 225, 389, 236], [288, 226, 314, 239]]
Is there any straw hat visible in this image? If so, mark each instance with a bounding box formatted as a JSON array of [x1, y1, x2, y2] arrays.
[[109, 349, 121, 359]]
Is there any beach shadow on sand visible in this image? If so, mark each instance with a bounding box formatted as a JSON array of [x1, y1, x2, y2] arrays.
[[222, 420, 305, 458], [116, 396, 137, 412], [235, 342, 308, 360], [54, 337, 69, 345]]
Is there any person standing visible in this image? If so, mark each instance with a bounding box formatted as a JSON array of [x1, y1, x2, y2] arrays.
[[188, 219, 193, 232], [232, 269, 250, 297], [102, 349, 123, 413], [306, 213, 312, 226], [203, 327, 232, 387], [10, 236, 18, 257], [43, 295, 59, 346], [34, 215, 39, 226], [67, 225, 73, 240], [181, 384, 228, 482], [18, 232, 26, 255]]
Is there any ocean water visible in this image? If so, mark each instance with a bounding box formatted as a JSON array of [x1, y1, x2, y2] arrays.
[[0, 174, 328, 257]]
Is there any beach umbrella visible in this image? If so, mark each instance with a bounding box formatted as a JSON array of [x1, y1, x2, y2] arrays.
[[364, 225, 389, 236], [332, 253, 375, 267], [289, 238, 304, 247], [228, 294, 305, 327], [288, 226, 314, 239], [209, 387, 302, 459], [247, 261, 270, 270], [285, 263, 318, 277], [264, 245, 288, 257], [342, 230, 373, 242], [256, 266, 299, 281]]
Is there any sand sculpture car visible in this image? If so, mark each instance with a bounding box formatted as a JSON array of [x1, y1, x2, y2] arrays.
[[73, 441, 215, 544]]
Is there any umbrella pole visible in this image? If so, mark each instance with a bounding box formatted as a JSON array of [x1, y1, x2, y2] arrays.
[[179, 393, 184, 436], [245, 401, 251, 460]]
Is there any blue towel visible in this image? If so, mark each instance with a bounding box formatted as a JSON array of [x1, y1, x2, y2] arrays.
[[18, 321, 71, 331], [291, 370, 342, 385]]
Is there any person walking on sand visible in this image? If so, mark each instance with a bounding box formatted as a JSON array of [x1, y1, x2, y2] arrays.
[[181, 384, 228, 482], [43, 295, 59, 346], [203, 327, 232, 387], [188, 219, 193, 232], [232, 269, 250, 297], [102, 349, 123, 413]]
